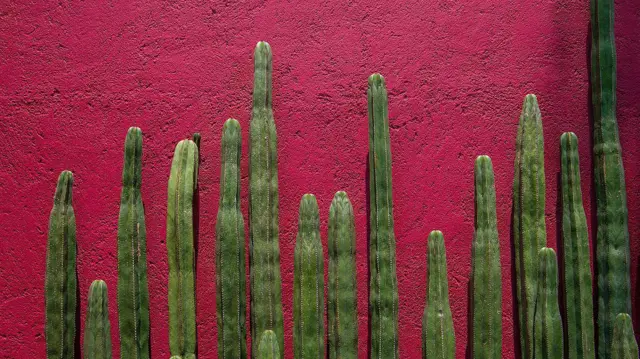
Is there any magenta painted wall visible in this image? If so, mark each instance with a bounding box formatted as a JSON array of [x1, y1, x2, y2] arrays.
[[1, 0, 639, 357]]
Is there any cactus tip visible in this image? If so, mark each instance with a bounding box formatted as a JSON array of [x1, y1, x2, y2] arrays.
[[368, 73, 385, 87]]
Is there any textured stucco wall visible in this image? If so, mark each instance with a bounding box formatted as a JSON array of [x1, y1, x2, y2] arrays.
[[1, 0, 639, 358]]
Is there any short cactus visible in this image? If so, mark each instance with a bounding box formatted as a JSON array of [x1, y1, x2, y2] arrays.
[[611, 314, 639, 359], [84, 280, 112, 359], [533, 248, 563, 359], [257, 330, 280, 359]]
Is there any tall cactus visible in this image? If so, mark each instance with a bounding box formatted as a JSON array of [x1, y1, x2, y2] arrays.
[[216, 119, 247, 359], [257, 330, 280, 359], [249, 41, 284, 358], [293, 194, 325, 359], [611, 314, 639, 359], [560, 132, 595, 359], [471, 156, 502, 359], [45, 170, 77, 359], [533, 248, 563, 359], [512, 94, 546, 359], [422, 230, 455, 359], [166, 139, 199, 359], [368, 73, 400, 359], [117, 127, 150, 359], [84, 280, 112, 359], [328, 191, 358, 359]]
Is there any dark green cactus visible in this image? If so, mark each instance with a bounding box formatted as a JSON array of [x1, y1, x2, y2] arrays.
[[533, 248, 563, 359], [611, 314, 639, 359], [84, 280, 112, 359], [560, 132, 595, 359], [117, 127, 150, 359], [512, 94, 546, 359], [293, 194, 325, 359], [368, 73, 400, 359], [328, 191, 358, 359], [166, 139, 199, 359], [422, 230, 455, 359], [216, 119, 247, 359], [249, 41, 284, 358], [471, 156, 502, 359], [45, 170, 77, 359], [257, 330, 280, 359]]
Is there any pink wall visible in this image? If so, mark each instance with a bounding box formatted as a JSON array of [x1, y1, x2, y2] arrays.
[[1, 0, 639, 357]]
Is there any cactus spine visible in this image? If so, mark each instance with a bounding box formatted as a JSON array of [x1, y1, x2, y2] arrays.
[[84, 280, 112, 359], [216, 119, 247, 359], [533, 248, 563, 359], [257, 330, 280, 359], [471, 156, 502, 359], [611, 314, 639, 359], [293, 194, 325, 359], [422, 230, 455, 359], [560, 132, 595, 359], [117, 127, 150, 359], [166, 139, 199, 359], [512, 94, 546, 359], [368, 73, 400, 359], [45, 170, 77, 359], [328, 191, 358, 359], [249, 41, 284, 358]]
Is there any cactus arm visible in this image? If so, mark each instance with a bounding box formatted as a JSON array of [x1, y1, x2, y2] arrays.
[[611, 314, 639, 359], [84, 280, 112, 359], [257, 330, 280, 359], [533, 248, 564, 359]]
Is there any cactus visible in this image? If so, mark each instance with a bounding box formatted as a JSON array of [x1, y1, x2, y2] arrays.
[[328, 191, 358, 359], [166, 139, 199, 359], [249, 41, 284, 358], [512, 94, 546, 359], [45, 170, 77, 359], [117, 127, 150, 359], [293, 194, 325, 359], [560, 132, 595, 359], [368, 73, 400, 359], [533, 248, 563, 359], [257, 330, 280, 359], [84, 280, 112, 359], [422, 230, 455, 359], [611, 314, 639, 359], [471, 156, 502, 359], [215, 119, 247, 359]]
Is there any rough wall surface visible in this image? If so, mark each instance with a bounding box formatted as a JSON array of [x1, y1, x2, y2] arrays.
[[1, 0, 639, 358]]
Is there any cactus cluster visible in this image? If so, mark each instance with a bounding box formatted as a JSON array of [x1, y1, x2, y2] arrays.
[[84, 280, 112, 359], [533, 248, 564, 359]]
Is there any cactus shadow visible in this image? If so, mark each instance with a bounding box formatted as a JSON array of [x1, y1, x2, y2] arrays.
[[365, 156, 372, 359], [556, 171, 570, 359], [510, 200, 522, 359], [75, 270, 81, 358]]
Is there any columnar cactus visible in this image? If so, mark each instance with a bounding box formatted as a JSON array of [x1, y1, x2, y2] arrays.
[[117, 127, 150, 359], [249, 41, 284, 358], [471, 156, 502, 359], [45, 170, 77, 359], [166, 139, 199, 359], [533, 248, 563, 359], [84, 280, 112, 359], [611, 314, 639, 359], [512, 94, 546, 359], [560, 132, 595, 359], [216, 119, 247, 359], [368, 73, 400, 359], [257, 330, 280, 359], [293, 194, 325, 359], [328, 191, 358, 359], [422, 230, 455, 359]]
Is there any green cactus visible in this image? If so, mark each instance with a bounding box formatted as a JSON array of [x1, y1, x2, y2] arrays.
[[512, 94, 546, 359], [611, 314, 639, 359], [471, 156, 502, 359], [328, 191, 358, 359], [257, 330, 280, 359], [166, 139, 199, 359], [249, 41, 284, 358], [422, 230, 455, 359], [533, 248, 563, 359], [45, 170, 77, 359], [293, 194, 325, 359], [368, 73, 399, 359], [84, 280, 112, 359], [560, 132, 595, 359], [216, 119, 247, 359], [117, 127, 150, 359]]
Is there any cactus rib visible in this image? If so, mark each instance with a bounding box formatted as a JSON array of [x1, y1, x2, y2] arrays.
[[611, 314, 639, 359], [84, 280, 112, 359], [533, 248, 563, 359]]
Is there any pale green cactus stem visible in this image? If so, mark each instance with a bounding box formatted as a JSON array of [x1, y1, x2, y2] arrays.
[[45, 170, 77, 359], [84, 280, 112, 359], [611, 314, 639, 359], [533, 248, 563, 359], [257, 330, 280, 359]]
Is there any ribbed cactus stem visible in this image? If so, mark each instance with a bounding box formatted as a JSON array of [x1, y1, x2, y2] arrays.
[[216, 119, 247, 359], [533, 248, 563, 359], [471, 156, 502, 359], [293, 194, 325, 359], [512, 94, 546, 359], [166, 139, 199, 359], [249, 40, 284, 358], [328, 191, 358, 359], [257, 330, 280, 359], [560, 132, 595, 359], [45, 170, 77, 359], [422, 230, 455, 359], [368, 73, 399, 359], [84, 280, 112, 359], [611, 314, 639, 359]]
